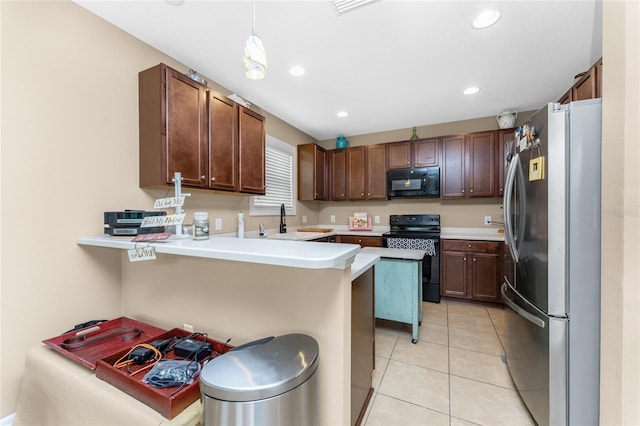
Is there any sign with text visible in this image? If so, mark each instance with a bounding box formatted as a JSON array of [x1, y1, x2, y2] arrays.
[[153, 196, 185, 209], [127, 246, 157, 262], [140, 214, 185, 228]]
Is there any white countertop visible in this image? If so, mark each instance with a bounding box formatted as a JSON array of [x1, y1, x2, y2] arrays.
[[441, 227, 505, 241], [260, 225, 387, 241], [77, 235, 361, 270], [350, 253, 380, 280]]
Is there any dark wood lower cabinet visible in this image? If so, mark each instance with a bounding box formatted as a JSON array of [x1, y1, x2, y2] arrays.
[[441, 239, 502, 303], [351, 267, 375, 426], [337, 235, 383, 247]]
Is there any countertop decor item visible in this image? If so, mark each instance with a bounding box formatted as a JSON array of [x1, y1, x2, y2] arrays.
[[336, 136, 348, 149], [497, 111, 517, 129], [410, 126, 419, 140]]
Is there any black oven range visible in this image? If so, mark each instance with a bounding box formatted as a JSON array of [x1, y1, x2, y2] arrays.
[[382, 214, 441, 303]]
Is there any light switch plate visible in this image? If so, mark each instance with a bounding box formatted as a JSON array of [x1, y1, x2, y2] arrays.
[[215, 218, 222, 230], [302, 215, 307, 224], [330, 215, 336, 223], [374, 215, 380, 224]]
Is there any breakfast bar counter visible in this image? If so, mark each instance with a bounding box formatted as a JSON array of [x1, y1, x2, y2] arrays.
[[71, 235, 377, 425]]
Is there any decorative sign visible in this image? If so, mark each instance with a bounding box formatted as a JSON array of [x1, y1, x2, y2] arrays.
[[529, 156, 545, 181], [127, 246, 157, 262], [140, 214, 185, 228], [131, 233, 172, 242], [153, 196, 185, 209]]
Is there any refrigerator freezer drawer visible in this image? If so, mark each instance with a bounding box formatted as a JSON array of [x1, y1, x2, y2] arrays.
[[502, 282, 568, 426]]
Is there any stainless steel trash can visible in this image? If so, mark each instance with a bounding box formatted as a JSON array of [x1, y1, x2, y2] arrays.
[[200, 334, 319, 426]]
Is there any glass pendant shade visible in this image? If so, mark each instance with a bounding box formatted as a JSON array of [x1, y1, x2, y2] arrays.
[[243, 31, 267, 80]]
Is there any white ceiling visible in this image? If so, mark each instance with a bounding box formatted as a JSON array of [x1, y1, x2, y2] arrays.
[[75, 0, 602, 141]]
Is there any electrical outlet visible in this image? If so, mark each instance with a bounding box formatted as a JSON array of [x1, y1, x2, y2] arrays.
[[183, 323, 194, 332], [374, 215, 380, 224], [330, 215, 336, 223], [215, 218, 222, 230], [302, 215, 307, 224], [484, 216, 492, 225]]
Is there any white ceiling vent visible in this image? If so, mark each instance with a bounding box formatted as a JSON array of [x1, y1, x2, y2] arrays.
[[331, 0, 380, 15]]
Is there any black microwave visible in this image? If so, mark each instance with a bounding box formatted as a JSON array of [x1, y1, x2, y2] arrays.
[[386, 167, 440, 198]]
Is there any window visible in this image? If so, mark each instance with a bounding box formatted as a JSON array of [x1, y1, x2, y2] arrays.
[[250, 135, 297, 216]]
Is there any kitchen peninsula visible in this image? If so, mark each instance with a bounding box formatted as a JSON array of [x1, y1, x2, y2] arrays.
[[75, 235, 378, 426]]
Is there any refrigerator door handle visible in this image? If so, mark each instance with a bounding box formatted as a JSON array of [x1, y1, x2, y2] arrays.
[[503, 154, 519, 262], [501, 282, 545, 328]]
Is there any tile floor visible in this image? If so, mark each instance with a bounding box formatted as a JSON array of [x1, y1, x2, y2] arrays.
[[363, 299, 536, 426]]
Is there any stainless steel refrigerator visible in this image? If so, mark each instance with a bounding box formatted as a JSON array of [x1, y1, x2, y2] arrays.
[[502, 99, 602, 426]]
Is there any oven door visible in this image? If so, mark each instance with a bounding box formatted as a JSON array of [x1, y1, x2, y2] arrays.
[[383, 234, 441, 303]]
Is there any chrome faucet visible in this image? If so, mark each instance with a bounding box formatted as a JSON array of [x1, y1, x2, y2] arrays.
[[279, 204, 287, 233]]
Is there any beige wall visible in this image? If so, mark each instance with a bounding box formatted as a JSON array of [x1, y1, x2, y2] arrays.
[[600, 1, 640, 425], [0, 0, 316, 415], [1, 0, 638, 422]]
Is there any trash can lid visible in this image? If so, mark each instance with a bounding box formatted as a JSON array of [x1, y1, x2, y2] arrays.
[[200, 333, 319, 402]]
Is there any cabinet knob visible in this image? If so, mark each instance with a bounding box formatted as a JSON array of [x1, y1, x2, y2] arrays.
[[361, 193, 364, 196], [463, 257, 467, 261], [367, 193, 370, 196], [473, 258, 477, 262], [470, 189, 474, 193], [201, 175, 206, 180], [461, 189, 465, 193], [468, 244, 472, 248], [210, 177, 216, 181], [358, 239, 362, 243], [407, 161, 411, 165], [342, 193, 345, 197]]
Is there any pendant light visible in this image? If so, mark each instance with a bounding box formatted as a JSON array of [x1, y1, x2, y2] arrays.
[[243, 0, 267, 80]]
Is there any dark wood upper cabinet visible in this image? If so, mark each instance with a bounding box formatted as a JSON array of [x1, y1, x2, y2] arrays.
[[208, 92, 238, 191], [238, 106, 266, 194], [441, 135, 466, 198], [345, 145, 386, 201], [467, 131, 496, 197], [298, 144, 327, 201], [329, 149, 346, 201], [387, 138, 439, 169], [139, 63, 265, 195], [346, 146, 366, 200], [557, 57, 602, 104], [441, 131, 496, 199]]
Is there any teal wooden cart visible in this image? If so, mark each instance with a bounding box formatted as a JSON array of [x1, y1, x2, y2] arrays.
[[362, 247, 425, 343]]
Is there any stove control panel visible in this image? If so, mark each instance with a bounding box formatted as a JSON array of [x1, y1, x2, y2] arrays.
[[389, 214, 440, 226]]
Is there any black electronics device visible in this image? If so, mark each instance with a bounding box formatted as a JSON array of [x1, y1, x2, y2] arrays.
[[173, 338, 212, 361], [104, 210, 166, 236]]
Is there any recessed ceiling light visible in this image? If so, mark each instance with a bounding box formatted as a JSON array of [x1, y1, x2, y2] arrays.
[[472, 10, 500, 29], [288, 65, 306, 77], [337, 111, 349, 118], [463, 87, 480, 95], [164, 0, 184, 6]]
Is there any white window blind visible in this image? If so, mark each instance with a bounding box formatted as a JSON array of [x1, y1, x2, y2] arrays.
[[250, 135, 296, 216]]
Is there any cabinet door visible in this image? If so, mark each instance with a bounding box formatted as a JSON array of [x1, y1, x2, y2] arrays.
[[414, 138, 439, 167], [441, 250, 467, 297], [470, 252, 501, 301], [298, 144, 326, 201], [441, 135, 466, 198], [573, 66, 597, 101], [366, 145, 387, 200], [165, 67, 207, 187], [346, 146, 366, 200], [387, 141, 412, 169], [208, 92, 238, 191], [330, 149, 346, 201], [468, 131, 496, 197], [238, 107, 265, 194], [497, 129, 515, 197], [351, 267, 374, 426], [338, 235, 383, 247]]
